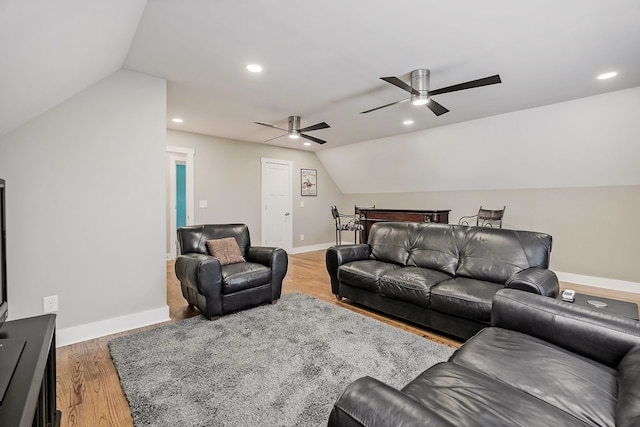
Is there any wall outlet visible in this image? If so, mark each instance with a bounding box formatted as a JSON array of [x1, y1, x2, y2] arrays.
[[43, 295, 58, 313], [300, 234, 304, 241], [199, 200, 208, 208]]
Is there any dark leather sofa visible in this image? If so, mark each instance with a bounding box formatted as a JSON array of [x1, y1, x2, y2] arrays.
[[328, 289, 640, 427], [174, 224, 288, 319], [326, 222, 559, 340]]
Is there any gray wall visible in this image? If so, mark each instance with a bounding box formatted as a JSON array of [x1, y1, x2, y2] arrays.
[[0, 69, 168, 329], [345, 186, 640, 283], [166, 130, 343, 252]]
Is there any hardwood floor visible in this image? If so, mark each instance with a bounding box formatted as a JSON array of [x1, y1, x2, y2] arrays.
[[55, 250, 640, 427]]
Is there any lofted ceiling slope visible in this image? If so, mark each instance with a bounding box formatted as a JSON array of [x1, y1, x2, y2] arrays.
[[0, 0, 147, 138], [2, 1, 639, 151]]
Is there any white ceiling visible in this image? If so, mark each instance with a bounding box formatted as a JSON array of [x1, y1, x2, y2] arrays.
[[2, 1, 640, 151]]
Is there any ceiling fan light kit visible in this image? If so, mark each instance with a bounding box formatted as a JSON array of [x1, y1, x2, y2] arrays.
[[288, 116, 301, 138], [410, 69, 430, 106]]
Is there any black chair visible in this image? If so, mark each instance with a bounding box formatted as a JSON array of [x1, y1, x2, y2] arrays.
[[459, 206, 506, 228], [331, 205, 363, 244], [174, 224, 288, 319]]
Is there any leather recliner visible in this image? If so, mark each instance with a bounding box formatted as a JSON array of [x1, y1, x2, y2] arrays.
[[174, 224, 288, 319], [328, 289, 640, 427]]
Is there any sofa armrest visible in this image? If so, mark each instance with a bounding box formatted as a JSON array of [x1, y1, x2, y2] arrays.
[[492, 289, 640, 367], [174, 253, 223, 298], [505, 267, 559, 297], [326, 244, 371, 295], [246, 246, 288, 300], [328, 376, 455, 427]]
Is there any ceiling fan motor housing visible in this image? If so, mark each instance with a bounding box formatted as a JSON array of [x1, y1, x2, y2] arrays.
[[411, 69, 430, 105], [288, 115, 301, 138]]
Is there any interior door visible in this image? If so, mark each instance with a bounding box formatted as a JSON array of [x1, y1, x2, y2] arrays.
[[261, 158, 292, 252]]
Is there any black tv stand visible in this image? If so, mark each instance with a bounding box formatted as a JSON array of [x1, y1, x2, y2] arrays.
[[0, 314, 60, 427], [0, 337, 27, 403]]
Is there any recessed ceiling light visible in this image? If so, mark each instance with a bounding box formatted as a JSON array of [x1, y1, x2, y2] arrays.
[[171, 118, 184, 123], [247, 64, 263, 73], [403, 120, 414, 125], [303, 142, 311, 146], [597, 72, 618, 80]]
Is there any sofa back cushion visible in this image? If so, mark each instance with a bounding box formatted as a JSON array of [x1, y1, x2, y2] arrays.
[[368, 222, 412, 266], [616, 344, 640, 427], [178, 224, 251, 257], [406, 223, 462, 276], [456, 227, 551, 284]]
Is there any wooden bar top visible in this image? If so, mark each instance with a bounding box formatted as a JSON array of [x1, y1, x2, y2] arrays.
[[355, 208, 451, 242]]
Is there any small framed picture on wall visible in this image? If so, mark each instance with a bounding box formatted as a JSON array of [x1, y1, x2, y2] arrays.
[[301, 168, 317, 196]]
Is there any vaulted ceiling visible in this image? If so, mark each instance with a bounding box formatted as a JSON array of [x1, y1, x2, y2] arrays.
[[2, 1, 639, 151]]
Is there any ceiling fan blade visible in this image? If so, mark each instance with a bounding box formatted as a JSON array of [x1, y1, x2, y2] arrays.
[[300, 133, 326, 145], [263, 133, 287, 143], [381, 77, 420, 95], [299, 122, 330, 133], [428, 74, 501, 96], [254, 121, 288, 132], [426, 99, 449, 116], [360, 98, 411, 114]]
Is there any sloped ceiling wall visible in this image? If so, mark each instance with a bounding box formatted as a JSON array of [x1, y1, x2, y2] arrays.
[[317, 87, 640, 194], [0, 0, 147, 138]]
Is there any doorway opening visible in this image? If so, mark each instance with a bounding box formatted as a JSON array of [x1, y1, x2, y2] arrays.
[[167, 146, 195, 259]]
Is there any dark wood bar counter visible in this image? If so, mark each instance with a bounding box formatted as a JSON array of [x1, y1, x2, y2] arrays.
[[355, 208, 451, 243]]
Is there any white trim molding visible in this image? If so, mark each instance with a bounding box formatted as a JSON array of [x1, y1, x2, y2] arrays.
[[289, 242, 336, 254], [56, 305, 170, 347], [166, 145, 195, 227]]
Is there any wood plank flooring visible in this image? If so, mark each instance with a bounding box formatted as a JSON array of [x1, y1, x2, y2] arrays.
[[55, 250, 640, 427]]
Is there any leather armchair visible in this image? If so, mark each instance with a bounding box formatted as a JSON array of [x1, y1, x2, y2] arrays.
[[174, 224, 288, 319]]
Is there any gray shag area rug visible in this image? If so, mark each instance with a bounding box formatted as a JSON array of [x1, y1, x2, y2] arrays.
[[109, 292, 455, 427]]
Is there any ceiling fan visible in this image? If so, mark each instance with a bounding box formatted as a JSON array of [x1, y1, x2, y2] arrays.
[[361, 69, 502, 116], [254, 116, 330, 145]]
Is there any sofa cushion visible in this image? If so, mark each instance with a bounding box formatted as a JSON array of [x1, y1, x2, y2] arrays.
[[617, 344, 640, 427], [379, 267, 452, 308], [452, 327, 617, 427], [406, 224, 461, 276], [456, 227, 531, 283], [430, 278, 502, 323], [368, 222, 412, 266], [402, 362, 587, 427], [221, 262, 271, 294], [338, 260, 400, 292]]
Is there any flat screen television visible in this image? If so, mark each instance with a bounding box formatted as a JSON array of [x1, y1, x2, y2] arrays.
[[0, 178, 7, 325], [0, 178, 26, 405]]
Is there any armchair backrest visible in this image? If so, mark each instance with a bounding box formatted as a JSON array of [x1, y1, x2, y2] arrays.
[[177, 224, 251, 257]]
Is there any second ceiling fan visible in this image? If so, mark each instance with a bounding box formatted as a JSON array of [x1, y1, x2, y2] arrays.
[[361, 69, 501, 116], [254, 116, 330, 145]]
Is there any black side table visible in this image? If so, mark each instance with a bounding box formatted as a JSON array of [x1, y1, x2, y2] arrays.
[[561, 293, 639, 320]]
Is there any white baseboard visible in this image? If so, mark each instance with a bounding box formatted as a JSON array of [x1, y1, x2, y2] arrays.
[[56, 305, 170, 348], [290, 242, 337, 254], [555, 272, 640, 295]]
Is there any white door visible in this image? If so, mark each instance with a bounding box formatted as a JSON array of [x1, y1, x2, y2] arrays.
[[261, 158, 292, 252]]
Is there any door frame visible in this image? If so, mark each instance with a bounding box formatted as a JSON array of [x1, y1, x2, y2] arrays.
[[261, 157, 293, 253], [167, 146, 195, 259]]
